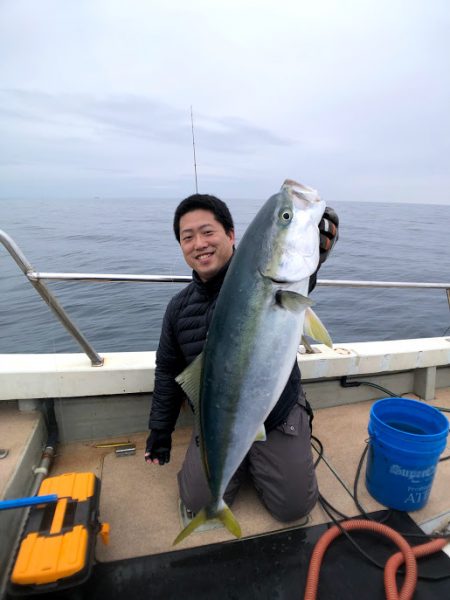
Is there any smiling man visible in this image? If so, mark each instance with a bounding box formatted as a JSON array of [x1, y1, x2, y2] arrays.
[[145, 193, 338, 522], [177, 207, 235, 282]]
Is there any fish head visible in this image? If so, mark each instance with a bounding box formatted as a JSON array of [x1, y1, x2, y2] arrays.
[[260, 179, 326, 284]]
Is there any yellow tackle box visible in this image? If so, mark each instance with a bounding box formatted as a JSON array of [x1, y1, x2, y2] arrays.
[[9, 472, 109, 595]]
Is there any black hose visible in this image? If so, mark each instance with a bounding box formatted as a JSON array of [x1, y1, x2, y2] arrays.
[[340, 376, 397, 397], [42, 398, 59, 447]]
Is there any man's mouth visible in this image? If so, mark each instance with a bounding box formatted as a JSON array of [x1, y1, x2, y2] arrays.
[[196, 251, 214, 261]]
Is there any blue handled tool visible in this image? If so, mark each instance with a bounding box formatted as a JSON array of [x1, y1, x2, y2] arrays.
[[0, 494, 58, 510]]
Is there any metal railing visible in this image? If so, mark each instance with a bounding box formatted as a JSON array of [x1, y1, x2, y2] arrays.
[[2, 229, 449, 366]]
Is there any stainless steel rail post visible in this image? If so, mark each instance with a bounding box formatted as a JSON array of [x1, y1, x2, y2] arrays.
[[0, 230, 103, 366]]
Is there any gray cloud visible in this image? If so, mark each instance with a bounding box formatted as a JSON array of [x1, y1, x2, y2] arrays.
[[0, 1, 449, 203], [0, 89, 292, 155]]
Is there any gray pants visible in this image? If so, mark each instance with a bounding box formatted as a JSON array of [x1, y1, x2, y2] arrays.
[[177, 402, 318, 522]]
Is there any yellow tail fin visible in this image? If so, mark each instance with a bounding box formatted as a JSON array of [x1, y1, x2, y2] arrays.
[[173, 503, 242, 546], [219, 504, 242, 539]]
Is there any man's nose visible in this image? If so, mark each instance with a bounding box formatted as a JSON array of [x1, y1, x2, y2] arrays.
[[194, 234, 208, 249]]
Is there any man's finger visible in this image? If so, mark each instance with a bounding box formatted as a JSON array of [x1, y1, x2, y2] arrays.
[[320, 233, 332, 252], [319, 217, 337, 238], [323, 206, 339, 227]]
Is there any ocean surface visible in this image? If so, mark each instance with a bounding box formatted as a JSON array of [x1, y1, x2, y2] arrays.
[[0, 197, 449, 354]]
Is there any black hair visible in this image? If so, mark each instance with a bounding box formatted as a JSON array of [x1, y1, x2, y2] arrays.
[[173, 194, 235, 242]]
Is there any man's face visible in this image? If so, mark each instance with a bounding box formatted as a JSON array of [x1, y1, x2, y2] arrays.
[[179, 209, 235, 282]]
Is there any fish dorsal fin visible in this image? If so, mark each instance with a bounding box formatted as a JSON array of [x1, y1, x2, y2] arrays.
[[304, 307, 333, 348], [176, 352, 203, 413], [276, 290, 314, 312]]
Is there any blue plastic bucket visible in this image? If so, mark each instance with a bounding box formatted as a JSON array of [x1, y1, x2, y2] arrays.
[[365, 397, 449, 511]]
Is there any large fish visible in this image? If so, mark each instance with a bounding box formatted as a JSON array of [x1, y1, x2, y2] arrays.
[[174, 179, 332, 544]]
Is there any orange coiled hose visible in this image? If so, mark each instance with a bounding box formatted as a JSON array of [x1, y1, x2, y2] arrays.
[[384, 537, 449, 597], [303, 519, 419, 600]]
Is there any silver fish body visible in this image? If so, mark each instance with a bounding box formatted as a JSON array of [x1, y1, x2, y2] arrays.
[[174, 180, 327, 543]]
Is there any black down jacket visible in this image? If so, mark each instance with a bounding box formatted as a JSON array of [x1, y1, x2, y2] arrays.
[[148, 259, 306, 433]]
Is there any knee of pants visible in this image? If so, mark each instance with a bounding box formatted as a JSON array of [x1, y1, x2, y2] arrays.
[[177, 469, 211, 513], [178, 464, 244, 514], [261, 475, 319, 522], [177, 434, 212, 513]]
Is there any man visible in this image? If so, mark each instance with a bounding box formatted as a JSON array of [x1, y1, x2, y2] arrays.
[[145, 193, 338, 522]]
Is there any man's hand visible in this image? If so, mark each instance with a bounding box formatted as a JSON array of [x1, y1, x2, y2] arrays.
[[308, 206, 339, 293], [145, 429, 172, 465], [318, 206, 339, 266]]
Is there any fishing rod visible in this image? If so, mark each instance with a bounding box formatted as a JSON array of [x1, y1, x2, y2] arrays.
[[190, 105, 199, 193]]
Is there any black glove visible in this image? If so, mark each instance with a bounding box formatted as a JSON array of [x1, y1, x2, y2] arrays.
[[318, 206, 339, 266], [145, 430, 172, 465], [309, 206, 339, 293]]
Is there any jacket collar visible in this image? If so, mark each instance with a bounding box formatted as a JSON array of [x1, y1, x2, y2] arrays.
[[192, 255, 233, 296]]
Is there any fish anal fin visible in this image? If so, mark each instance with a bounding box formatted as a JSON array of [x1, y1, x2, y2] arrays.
[[255, 423, 266, 442]]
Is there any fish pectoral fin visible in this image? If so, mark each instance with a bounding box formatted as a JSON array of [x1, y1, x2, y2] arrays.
[[255, 423, 267, 442], [276, 290, 314, 312], [173, 503, 242, 546], [175, 352, 203, 411], [303, 307, 333, 348]]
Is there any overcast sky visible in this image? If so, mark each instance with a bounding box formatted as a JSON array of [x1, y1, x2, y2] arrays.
[[0, 0, 449, 203]]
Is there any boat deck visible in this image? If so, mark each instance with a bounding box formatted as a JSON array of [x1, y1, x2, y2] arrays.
[[1, 388, 450, 599], [41, 389, 450, 560]]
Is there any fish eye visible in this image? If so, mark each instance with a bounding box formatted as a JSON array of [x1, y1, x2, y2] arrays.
[[278, 207, 293, 224]]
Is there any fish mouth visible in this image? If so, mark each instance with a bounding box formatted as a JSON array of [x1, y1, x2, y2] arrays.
[[258, 269, 295, 285]]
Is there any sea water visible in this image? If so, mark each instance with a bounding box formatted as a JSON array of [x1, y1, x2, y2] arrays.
[[0, 198, 449, 354]]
